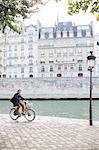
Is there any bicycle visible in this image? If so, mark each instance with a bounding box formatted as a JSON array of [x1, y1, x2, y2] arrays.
[[10, 100, 35, 121]]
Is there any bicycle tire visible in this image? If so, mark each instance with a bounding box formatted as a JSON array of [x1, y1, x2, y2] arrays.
[[10, 108, 19, 120], [25, 109, 35, 121]]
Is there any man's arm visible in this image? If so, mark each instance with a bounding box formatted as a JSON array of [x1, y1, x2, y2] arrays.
[[20, 95, 25, 100]]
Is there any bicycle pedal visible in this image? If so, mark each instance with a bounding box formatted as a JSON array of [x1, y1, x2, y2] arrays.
[[28, 113, 31, 116]]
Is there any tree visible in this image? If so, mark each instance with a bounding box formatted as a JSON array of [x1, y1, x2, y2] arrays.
[[0, 0, 44, 33], [68, 0, 99, 20]]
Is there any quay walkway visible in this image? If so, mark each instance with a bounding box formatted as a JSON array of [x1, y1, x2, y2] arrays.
[[0, 114, 99, 150]]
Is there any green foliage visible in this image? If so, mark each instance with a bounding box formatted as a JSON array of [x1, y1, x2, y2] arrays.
[[68, 0, 99, 19], [0, 0, 43, 33]]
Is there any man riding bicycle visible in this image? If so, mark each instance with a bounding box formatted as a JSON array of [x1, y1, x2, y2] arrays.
[[10, 89, 25, 115]]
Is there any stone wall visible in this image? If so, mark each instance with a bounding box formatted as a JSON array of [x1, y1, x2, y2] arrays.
[[0, 77, 99, 99]]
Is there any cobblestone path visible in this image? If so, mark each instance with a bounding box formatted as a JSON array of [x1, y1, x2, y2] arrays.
[[0, 115, 99, 150]]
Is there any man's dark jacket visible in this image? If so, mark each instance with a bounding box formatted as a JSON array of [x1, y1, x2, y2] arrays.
[[11, 93, 24, 103]]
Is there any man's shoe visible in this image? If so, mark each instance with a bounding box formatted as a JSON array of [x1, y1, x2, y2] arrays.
[[22, 112, 25, 115], [18, 113, 21, 117], [14, 111, 18, 116]]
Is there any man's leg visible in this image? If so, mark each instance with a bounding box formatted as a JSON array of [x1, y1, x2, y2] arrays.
[[15, 104, 20, 113], [20, 103, 24, 113]]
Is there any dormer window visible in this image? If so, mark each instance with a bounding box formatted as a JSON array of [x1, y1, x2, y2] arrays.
[[45, 32, 49, 39]]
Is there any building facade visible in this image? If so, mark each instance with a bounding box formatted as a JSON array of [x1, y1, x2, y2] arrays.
[[94, 33, 99, 76], [0, 24, 38, 78], [0, 21, 97, 78], [38, 22, 95, 77]]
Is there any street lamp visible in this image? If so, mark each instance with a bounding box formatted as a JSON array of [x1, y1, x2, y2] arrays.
[[87, 51, 96, 126]]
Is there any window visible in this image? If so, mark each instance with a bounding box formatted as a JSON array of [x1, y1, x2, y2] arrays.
[[49, 61, 54, 63], [41, 74, 45, 77], [53, 32, 56, 38], [9, 46, 11, 51], [57, 50, 61, 57], [40, 61, 45, 64], [15, 75, 17, 78], [61, 31, 63, 38], [58, 65, 61, 71], [78, 73, 83, 77], [78, 49, 82, 53], [69, 49, 74, 56], [21, 45, 24, 51], [49, 49, 54, 57], [22, 75, 24, 78], [28, 36, 33, 42], [79, 64, 82, 71], [21, 67, 24, 73], [14, 46, 17, 51], [9, 53, 12, 57], [82, 30, 86, 37], [70, 64, 73, 70], [39, 32, 41, 39], [28, 44, 33, 50], [14, 53, 17, 57], [57, 74, 62, 77], [45, 32, 49, 39], [29, 67, 33, 73], [9, 61, 12, 66], [78, 60, 83, 63], [3, 74, 6, 78], [21, 52, 24, 57], [41, 51, 45, 58], [97, 42, 99, 45], [50, 74, 53, 77], [29, 74, 33, 78], [29, 59, 33, 65], [21, 38, 24, 43], [50, 65, 53, 72], [63, 50, 67, 56], [41, 66, 45, 72], [29, 51, 33, 57], [67, 31, 69, 37], [64, 65, 67, 70], [9, 75, 12, 78]]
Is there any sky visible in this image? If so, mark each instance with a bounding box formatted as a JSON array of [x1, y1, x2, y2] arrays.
[[25, 0, 99, 34]]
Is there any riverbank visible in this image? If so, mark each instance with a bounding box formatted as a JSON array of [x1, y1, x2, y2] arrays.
[[0, 114, 99, 150], [0, 77, 99, 99], [0, 97, 99, 100]]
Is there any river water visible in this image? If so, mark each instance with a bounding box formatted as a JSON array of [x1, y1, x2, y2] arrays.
[[0, 100, 99, 121]]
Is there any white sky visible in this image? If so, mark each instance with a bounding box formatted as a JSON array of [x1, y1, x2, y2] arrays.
[[25, 0, 99, 34]]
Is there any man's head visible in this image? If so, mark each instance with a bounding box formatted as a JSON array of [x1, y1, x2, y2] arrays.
[[17, 89, 21, 94]]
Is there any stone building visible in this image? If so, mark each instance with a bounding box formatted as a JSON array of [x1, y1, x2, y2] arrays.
[[94, 33, 99, 76], [38, 22, 94, 77], [0, 21, 97, 78], [0, 24, 38, 78]]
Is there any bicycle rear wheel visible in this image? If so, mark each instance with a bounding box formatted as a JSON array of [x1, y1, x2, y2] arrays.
[[10, 108, 19, 120], [25, 109, 35, 121]]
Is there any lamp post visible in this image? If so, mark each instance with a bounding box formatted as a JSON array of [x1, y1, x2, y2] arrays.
[[87, 51, 96, 126]]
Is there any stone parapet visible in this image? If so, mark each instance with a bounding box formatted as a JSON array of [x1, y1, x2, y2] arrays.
[[0, 77, 99, 99]]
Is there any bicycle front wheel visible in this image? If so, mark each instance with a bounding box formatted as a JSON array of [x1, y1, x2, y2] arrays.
[[10, 108, 19, 120], [25, 109, 35, 121]]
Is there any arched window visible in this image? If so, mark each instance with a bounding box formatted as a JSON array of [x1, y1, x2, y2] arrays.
[[29, 74, 33, 78], [78, 73, 83, 77], [57, 74, 62, 77], [3, 74, 6, 78]]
